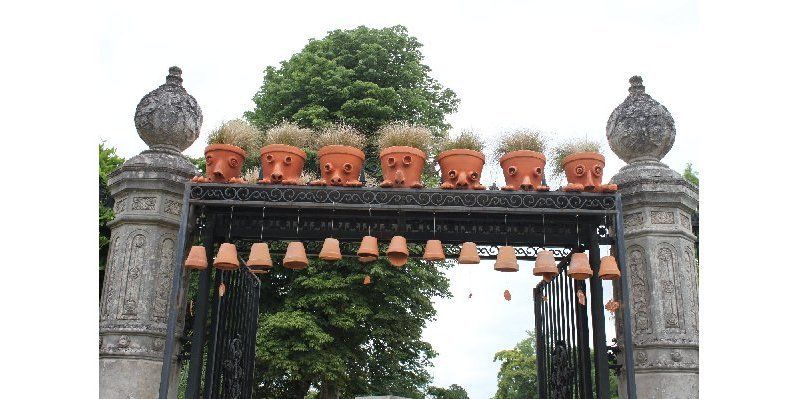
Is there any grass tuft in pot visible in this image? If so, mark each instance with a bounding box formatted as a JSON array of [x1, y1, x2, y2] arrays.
[[440, 130, 485, 152], [207, 119, 260, 153], [376, 122, 433, 188], [309, 124, 368, 187], [194, 119, 260, 183], [377, 122, 433, 155], [495, 129, 549, 191], [437, 130, 487, 190], [493, 129, 547, 162], [313, 123, 367, 150], [549, 138, 602, 178], [257, 121, 313, 185], [260, 121, 313, 148]]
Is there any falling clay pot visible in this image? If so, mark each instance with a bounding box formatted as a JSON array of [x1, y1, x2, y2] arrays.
[[379, 146, 426, 188], [259, 144, 306, 185], [309, 145, 365, 187], [193, 144, 247, 184], [499, 150, 549, 191], [561, 152, 617, 193], [437, 149, 486, 190]]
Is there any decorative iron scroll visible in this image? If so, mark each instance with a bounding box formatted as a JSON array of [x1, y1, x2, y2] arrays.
[[551, 340, 575, 399], [189, 184, 616, 211]]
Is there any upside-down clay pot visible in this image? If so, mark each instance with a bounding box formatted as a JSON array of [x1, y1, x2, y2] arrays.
[[499, 150, 548, 191], [387, 236, 409, 267], [561, 152, 614, 192], [458, 242, 480, 264], [379, 146, 426, 188], [213, 243, 240, 271], [494, 246, 519, 272], [567, 252, 593, 280], [283, 242, 308, 270], [259, 144, 306, 185], [598, 255, 621, 280], [319, 238, 342, 261], [310, 145, 365, 187], [437, 149, 486, 190], [246, 243, 273, 274], [423, 239, 445, 261], [185, 246, 208, 270], [533, 250, 558, 282], [201, 144, 246, 183], [358, 236, 379, 259]]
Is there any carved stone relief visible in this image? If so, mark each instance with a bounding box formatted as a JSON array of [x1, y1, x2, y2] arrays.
[[152, 236, 175, 323], [651, 210, 675, 224], [680, 213, 691, 229], [101, 234, 122, 321], [628, 246, 653, 335], [119, 233, 146, 319], [625, 212, 644, 229], [685, 246, 699, 334], [657, 244, 683, 332], [113, 197, 127, 214], [164, 199, 182, 216], [132, 196, 157, 211]]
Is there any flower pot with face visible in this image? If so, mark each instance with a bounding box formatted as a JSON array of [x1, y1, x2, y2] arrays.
[[499, 150, 549, 191], [437, 149, 486, 190], [192, 144, 246, 183], [561, 152, 616, 192], [309, 145, 365, 187], [258, 144, 306, 185], [379, 146, 426, 188]]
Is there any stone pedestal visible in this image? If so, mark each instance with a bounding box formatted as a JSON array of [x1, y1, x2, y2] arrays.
[[100, 67, 201, 399]]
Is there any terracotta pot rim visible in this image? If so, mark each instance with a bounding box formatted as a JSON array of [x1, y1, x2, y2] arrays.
[[205, 143, 246, 158], [562, 151, 604, 167], [379, 146, 426, 158], [318, 145, 365, 160], [499, 150, 546, 163], [437, 148, 485, 162], [260, 144, 307, 160]]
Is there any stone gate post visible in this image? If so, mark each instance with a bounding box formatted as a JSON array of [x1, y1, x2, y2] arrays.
[[100, 67, 202, 399], [607, 77, 699, 398]]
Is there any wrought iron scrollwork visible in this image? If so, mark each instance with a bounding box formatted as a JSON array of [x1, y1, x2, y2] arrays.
[[551, 340, 575, 399]]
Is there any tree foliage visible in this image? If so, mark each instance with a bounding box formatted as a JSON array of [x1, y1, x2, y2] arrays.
[[427, 384, 470, 399], [492, 331, 539, 399], [99, 142, 125, 271], [683, 163, 699, 186]]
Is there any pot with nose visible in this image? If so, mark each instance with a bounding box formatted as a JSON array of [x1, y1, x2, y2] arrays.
[[259, 144, 307, 185], [310, 145, 365, 187], [499, 150, 548, 191], [437, 149, 486, 190], [379, 146, 426, 188], [201, 144, 246, 183], [562, 152, 606, 192]]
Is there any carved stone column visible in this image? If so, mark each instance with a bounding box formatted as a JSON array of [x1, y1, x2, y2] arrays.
[[100, 67, 202, 399], [607, 77, 699, 398]]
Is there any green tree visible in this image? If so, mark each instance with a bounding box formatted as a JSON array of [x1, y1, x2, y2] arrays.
[[99, 142, 125, 271], [427, 384, 470, 399], [683, 163, 699, 186], [492, 331, 539, 399]]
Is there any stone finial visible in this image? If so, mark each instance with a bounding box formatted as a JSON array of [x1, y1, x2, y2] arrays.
[[606, 76, 675, 163], [134, 66, 202, 152]]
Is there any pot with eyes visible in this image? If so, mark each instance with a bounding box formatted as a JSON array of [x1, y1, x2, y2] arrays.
[[192, 144, 246, 183], [561, 152, 617, 192], [309, 145, 365, 187], [258, 144, 307, 185], [379, 146, 426, 188], [499, 150, 549, 191], [437, 149, 486, 190]]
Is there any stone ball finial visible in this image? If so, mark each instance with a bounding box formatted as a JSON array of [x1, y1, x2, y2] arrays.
[[134, 66, 202, 152], [606, 75, 675, 163]]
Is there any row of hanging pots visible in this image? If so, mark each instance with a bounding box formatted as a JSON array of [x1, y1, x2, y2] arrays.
[[193, 143, 616, 193]]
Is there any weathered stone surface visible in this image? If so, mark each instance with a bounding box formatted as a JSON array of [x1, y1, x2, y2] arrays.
[[606, 76, 676, 164]]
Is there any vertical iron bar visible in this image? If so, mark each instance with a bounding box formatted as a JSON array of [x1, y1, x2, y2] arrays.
[[158, 184, 193, 399], [575, 277, 593, 398], [589, 232, 611, 399], [186, 212, 214, 398], [203, 267, 223, 399], [614, 193, 638, 399], [535, 285, 548, 399]]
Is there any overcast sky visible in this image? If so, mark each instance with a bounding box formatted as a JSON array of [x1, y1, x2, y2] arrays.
[[100, 1, 698, 397]]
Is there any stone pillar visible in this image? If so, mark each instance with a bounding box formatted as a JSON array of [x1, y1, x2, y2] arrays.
[[607, 77, 699, 398], [100, 67, 202, 399]]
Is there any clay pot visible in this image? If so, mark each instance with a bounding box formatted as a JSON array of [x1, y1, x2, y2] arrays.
[[532, 250, 558, 281], [358, 236, 379, 259], [437, 149, 486, 190], [363, 275, 372, 285], [283, 242, 308, 270], [319, 238, 342, 261], [423, 239, 445, 261], [494, 246, 519, 272], [386, 236, 409, 267], [185, 245, 208, 270], [259, 144, 306, 185], [562, 152, 605, 192], [213, 243, 240, 271], [598, 255, 621, 280], [458, 242, 480, 264], [379, 146, 426, 188], [202, 144, 246, 183], [246, 243, 273, 274], [499, 150, 548, 191], [567, 252, 593, 280], [310, 145, 365, 187]]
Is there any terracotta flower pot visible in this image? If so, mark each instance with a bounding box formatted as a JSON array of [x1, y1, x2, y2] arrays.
[[561, 152, 617, 193], [195, 144, 246, 183], [309, 145, 365, 187], [258, 144, 306, 185], [499, 150, 549, 191], [379, 146, 426, 188], [437, 149, 486, 190]]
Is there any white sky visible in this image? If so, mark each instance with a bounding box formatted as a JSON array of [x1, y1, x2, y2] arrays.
[[99, 1, 698, 397]]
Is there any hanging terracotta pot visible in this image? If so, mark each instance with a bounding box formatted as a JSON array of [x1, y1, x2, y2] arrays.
[[319, 238, 342, 261], [379, 146, 426, 188], [494, 246, 519, 272], [309, 145, 365, 187], [561, 152, 617, 193], [423, 239, 445, 261], [458, 242, 480, 264], [258, 144, 306, 185], [283, 242, 308, 270], [386, 236, 409, 267], [358, 236, 379, 259], [213, 243, 240, 271], [532, 250, 558, 281], [499, 150, 549, 191], [246, 243, 272, 274], [437, 149, 486, 190], [567, 252, 593, 280], [598, 255, 621, 280], [185, 245, 208, 270], [363, 275, 372, 285], [195, 144, 246, 183]]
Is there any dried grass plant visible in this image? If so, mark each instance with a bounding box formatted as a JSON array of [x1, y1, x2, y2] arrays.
[[550, 138, 602, 177], [207, 119, 260, 153], [242, 167, 260, 184], [493, 129, 547, 162], [376, 122, 433, 155], [439, 130, 485, 152], [260, 121, 313, 148], [312, 123, 367, 150]]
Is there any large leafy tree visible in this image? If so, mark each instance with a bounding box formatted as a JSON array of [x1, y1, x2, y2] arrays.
[[245, 25, 460, 399], [427, 384, 470, 399], [492, 331, 539, 399], [99, 142, 125, 271]]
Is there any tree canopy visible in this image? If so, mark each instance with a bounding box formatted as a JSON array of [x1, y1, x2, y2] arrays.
[[492, 331, 539, 399], [427, 384, 470, 399], [683, 163, 699, 186], [99, 142, 125, 271]]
